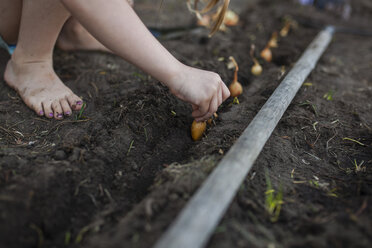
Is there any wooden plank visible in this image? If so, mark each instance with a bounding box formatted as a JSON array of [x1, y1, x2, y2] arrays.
[[154, 26, 335, 248]]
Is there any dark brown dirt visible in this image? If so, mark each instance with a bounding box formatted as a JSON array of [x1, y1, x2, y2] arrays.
[[0, 1, 371, 248]]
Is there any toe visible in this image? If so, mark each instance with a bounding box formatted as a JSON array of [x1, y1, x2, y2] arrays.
[[52, 100, 64, 120], [23, 98, 45, 117], [42, 102, 54, 119], [31, 103, 44, 117], [67, 94, 83, 111], [60, 99, 72, 116]]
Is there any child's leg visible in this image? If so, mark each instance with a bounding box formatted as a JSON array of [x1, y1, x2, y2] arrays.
[[0, 0, 22, 44], [56, 0, 133, 52], [4, 0, 83, 119], [56, 17, 110, 52]]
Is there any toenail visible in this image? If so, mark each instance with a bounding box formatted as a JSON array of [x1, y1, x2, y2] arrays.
[[57, 114, 63, 118], [49, 113, 54, 117], [66, 111, 71, 115], [76, 101, 83, 105], [39, 111, 44, 115]]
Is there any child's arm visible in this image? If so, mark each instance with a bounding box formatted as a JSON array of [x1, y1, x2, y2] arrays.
[[61, 0, 230, 121]]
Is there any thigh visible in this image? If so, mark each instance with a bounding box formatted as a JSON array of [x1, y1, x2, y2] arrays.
[[0, 0, 22, 44]]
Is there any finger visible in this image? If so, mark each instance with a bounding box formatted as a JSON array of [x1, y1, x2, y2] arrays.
[[192, 104, 198, 111], [221, 82, 230, 101], [217, 83, 223, 107], [196, 93, 218, 122], [192, 100, 209, 119]]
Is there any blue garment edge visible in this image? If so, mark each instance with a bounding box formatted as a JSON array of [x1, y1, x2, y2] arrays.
[[0, 34, 15, 55]]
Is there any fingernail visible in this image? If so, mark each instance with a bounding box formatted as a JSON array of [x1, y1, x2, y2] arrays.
[[39, 111, 44, 115], [76, 101, 83, 105], [49, 113, 54, 117], [57, 114, 63, 118], [66, 111, 71, 115]]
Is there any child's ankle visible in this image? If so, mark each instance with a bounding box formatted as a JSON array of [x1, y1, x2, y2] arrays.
[[11, 48, 52, 65]]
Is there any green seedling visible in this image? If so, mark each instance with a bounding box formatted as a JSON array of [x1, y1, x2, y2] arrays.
[[75, 226, 90, 244], [132, 72, 146, 80], [298, 100, 318, 116], [344, 159, 366, 174], [303, 82, 313, 87], [265, 170, 284, 222], [65, 231, 71, 246], [353, 159, 366, 173], [75, 102, 87, 121], [327, 188, 338, 198], [308, 179, 320, 188], [323, 90, 334, 101], [232, 97, 240, 105], [143, 127, 148, 142], [127, 139, 135, 155]]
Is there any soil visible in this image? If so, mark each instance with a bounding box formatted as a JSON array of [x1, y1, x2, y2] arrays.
[[0, 0, 371, 248]]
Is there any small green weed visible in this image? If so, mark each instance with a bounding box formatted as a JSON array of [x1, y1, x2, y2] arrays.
[[323, 90, 334, 101], [265, 170, 284, 222], [298, 100, 318, 116], [75, 102, 87, 121], [132, 72, 146, 80], [353, 159, 366, 173], [233, 97, 240, 105], [343, 159, 366, 174]]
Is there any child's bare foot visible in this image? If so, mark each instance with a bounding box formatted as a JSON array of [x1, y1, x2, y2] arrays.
[[4, 59, 83, 119]]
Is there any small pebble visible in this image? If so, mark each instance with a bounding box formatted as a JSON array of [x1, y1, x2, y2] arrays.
[[55, 150, 67, 160]]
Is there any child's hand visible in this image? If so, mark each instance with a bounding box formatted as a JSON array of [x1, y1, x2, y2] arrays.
[[167, 65, 230, 122]]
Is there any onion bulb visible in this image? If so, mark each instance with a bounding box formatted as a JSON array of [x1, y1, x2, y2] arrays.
[[197, 15, 211, 27], [223, 9, 239, 26], [228, 56, 243, 97], [251, 60, 262, 76], [260, 46, 272, 62], [268, 32, 278, 48], [250, 44, 263, 76], [229, 81, 243, 97], [191, 120, 207, 141], [280, 22, 291, 37]]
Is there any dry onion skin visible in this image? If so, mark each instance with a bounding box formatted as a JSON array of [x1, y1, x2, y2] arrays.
[[207, 113, 218, 126], [228, 56, 243, 97], [187, 0, 230, 36], [191, 120, 207, 141], [207, 118, 213, 125]]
